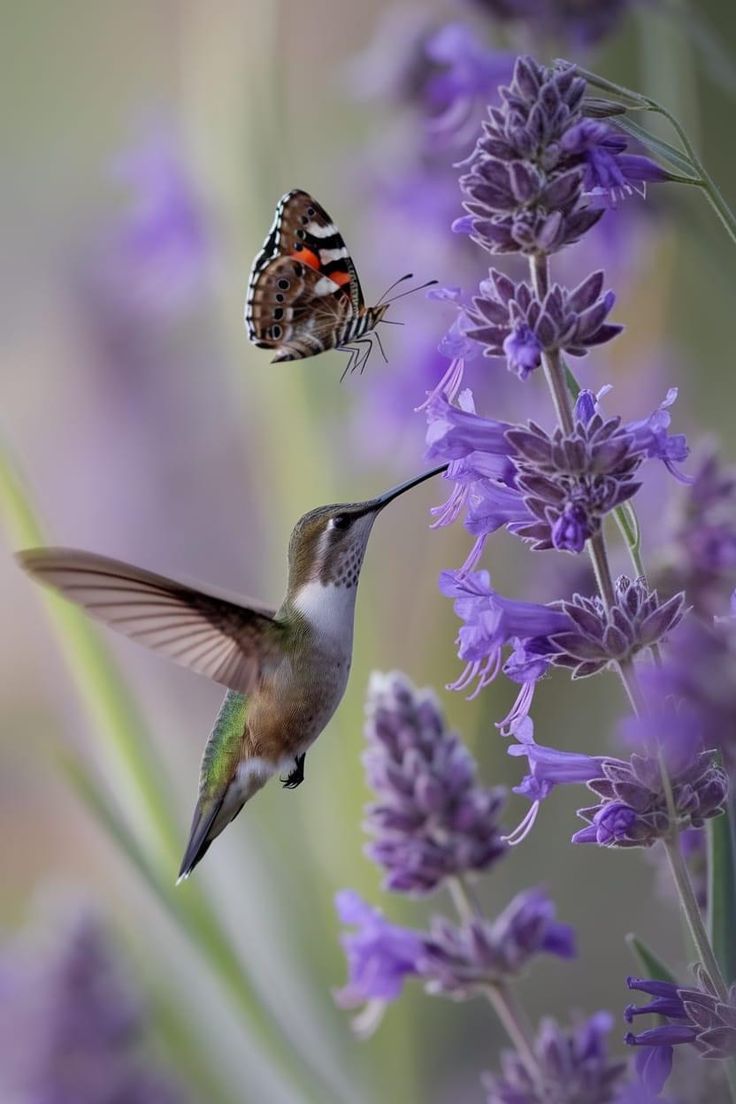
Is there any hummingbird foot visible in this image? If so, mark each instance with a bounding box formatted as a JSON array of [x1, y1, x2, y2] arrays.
[[281, 752, 306, 789]]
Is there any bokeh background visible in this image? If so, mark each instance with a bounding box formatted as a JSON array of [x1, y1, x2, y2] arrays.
[[2, 2, 736, 1101]]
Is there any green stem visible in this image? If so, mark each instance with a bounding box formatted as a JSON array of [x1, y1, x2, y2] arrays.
[[664, 835, 729, 1000], [577, 65, 736, 246], [448, 878, 545, 1095], [485, 983, 545, 1096], [532, 254, 729, 1000]]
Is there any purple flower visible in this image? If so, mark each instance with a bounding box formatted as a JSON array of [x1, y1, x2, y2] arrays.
[[660, 448, 736, 617], [419, 888, 575, 997], [333, 891, 423, 1035], [468, 268, 622, 376], [562, 119, 674, 205], [504, 719, 727, 847], [425, 388, 514, 464], [646, 615, 736, 769], [424, 24, 514, 149], [505, 720, 605, 843], [105, 123, 210, 317], [460, 57, 603, 256], [506, 394, 689, 553], [484, 1012, 627, 1103], [572, 742, 727, 848], [551, 575, 685, 678], [467, 0, 631, 47], [0, 911, 185, 1104], [625, 969, 736, 1061], [426, 384, 689, 565], [633, 1042, 674, 1097], [362, 671, 508, 893], [440, 570, 570, 697]]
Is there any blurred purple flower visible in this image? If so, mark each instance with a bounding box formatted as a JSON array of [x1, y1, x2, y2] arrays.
[[333, 891, 424, 1037], [362, 671, 508, 893], [105, 122, 210, 317], [466, 0, 631, 47], [0, 911, 185, 1104], [420, 887, 575, 997], [645, 614, 736, 769], [483, 1011, 627, 1103], [626, 969, 736, 1061], [424, 24, 514, 148], [660, 448, 736, 618]]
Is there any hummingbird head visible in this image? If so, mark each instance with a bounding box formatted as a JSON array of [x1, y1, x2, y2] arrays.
[[287, 464, 449, 591]]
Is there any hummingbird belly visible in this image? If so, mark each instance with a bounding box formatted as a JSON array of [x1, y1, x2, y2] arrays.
[[247, 643, 351, 766]]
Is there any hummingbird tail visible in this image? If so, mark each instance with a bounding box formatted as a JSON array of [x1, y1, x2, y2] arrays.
[[176, 760, 273, 883]]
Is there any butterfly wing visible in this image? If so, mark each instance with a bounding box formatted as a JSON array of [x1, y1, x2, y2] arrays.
[[245, 190, 365, 361], [19, 548, 283, 695]]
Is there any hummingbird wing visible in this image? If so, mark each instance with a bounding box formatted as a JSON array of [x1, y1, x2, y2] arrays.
[[18, 548, 282, 694]]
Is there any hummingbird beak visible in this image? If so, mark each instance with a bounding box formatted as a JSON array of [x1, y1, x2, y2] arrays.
[[367, 463, 450, 513]]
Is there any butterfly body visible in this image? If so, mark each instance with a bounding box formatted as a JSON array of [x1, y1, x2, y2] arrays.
[[245, 189, 392, 376]]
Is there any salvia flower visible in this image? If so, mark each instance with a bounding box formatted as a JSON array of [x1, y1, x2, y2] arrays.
[[562, 118, 674, 205], [507, 412, 646, 553], [483, 1011, 627, 1103], [440, 569, 571, 696], [426, 386, 689, 563], [458, 57, 667, 257], [333, 890, 423, 1036], [420, 888, 575, 998], [550, 575, 685, 678], [505, 720, 727, 847], [572, 743, 728, 847], [626, 968, 736, 1061], [363, 671, 508, 893], [467, 268, 621, 378], [0, 911, 185, 1104]]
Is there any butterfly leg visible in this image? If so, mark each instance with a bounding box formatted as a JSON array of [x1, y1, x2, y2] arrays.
[[339, 345, 359, 383], [373, 328, 389, 365], [281, 752, 306, 789]]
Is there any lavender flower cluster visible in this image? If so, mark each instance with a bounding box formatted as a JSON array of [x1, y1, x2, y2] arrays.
[[0, 911, 185, 1104], [335, 46, 736, 1103]]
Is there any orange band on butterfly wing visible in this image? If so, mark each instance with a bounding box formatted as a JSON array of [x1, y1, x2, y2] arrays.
[[329, 270, 352, 287], [290, 248, 321, 270]]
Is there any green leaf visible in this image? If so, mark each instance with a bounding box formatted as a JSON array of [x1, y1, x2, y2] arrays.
[[625, 932, 679, 984], [708, 804, 736, 985]]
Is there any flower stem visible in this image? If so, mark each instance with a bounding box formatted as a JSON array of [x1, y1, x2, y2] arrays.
[[484, 983, 546, 1097], [531, 256, 574, 436], [532, 251, 728, 1004], [664, 835, 729, 1000], [448, 877, 546, 1094]]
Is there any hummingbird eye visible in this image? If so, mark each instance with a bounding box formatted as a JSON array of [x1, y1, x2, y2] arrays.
[[329, 514, 350, 531]]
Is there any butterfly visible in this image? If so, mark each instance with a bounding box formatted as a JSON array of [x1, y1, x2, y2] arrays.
[[244, 189, 435, 380]]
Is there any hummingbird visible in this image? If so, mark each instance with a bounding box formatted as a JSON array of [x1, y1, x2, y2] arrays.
[[18, 464, 448, 881]]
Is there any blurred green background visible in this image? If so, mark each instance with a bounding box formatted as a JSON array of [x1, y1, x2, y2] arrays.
[[2, 2, 736, 1101]]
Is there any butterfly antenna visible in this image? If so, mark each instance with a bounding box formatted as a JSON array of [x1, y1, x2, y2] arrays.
[[376, 272, 413, 304], [383, 278, 439, 306]]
